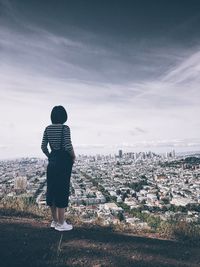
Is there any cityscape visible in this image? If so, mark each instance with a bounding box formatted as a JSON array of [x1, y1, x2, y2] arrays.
[[1, 149, 200, 230]]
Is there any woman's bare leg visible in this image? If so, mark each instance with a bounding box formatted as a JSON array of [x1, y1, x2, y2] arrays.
[[57, 208, 65, 224], [50, 203, 58, 222]]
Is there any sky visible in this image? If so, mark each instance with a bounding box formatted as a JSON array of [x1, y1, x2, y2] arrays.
[[1, 0, 200, 159]]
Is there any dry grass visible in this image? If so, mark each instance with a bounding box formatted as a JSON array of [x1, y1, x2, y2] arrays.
[[172, 220, 200, 244], [0, 196, 50, 220], [1, 197, 200, 244], [157, 219, 200, 244]]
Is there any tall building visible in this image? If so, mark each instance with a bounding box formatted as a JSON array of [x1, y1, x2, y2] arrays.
[[119, 149, 123, 158]]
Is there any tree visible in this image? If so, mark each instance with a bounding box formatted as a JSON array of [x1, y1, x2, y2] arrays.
[[116, 189, 121, 195], [121, 192, 128, 201], [117, 212, 124, 222]]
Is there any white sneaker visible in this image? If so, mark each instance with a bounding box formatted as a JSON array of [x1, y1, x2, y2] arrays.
[[50, 220, 57, 228], [55, 221, 73, 231]]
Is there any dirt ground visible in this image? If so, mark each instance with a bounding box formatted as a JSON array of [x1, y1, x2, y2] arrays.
[[0, 216, 200, 267]]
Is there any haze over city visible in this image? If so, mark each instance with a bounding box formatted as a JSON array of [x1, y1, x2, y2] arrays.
[[1, 0, 200, 158]]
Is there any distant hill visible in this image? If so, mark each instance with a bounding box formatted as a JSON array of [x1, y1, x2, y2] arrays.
[[161, 156, 200, 168], [184, 156, 200, 165]]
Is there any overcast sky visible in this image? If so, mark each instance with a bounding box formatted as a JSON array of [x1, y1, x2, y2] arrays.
[[1, 0, 200, 158]]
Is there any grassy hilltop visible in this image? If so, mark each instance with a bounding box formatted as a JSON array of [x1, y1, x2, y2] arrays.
[[0, 198, 200, 267]]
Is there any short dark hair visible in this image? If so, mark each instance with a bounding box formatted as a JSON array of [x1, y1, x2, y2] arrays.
[[51, 106, 68, 124]]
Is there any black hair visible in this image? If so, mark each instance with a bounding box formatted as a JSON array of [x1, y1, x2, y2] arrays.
[[51, 106, 68, 124]]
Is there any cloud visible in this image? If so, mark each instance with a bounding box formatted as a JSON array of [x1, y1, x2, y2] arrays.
[[73, 138, 200, 154], [0, 2, 187, 87], [114, 138, 200, 149], [163, 50, 200, 85], [1, 0, 200, 158], [0, 144, 9, 149]]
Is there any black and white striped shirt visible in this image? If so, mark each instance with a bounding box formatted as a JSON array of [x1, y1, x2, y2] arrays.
[[41, 124, 74, 158]]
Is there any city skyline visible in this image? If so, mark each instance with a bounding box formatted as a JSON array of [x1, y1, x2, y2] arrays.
[[1, 0, 200, 158]]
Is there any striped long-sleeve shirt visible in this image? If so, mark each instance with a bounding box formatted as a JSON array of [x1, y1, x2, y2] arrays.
[[41, 124, 75, 158]]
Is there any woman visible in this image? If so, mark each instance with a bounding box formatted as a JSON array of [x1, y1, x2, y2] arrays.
[[41, 105, 75, 231]]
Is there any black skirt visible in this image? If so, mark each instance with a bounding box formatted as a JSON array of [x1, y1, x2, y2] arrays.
[[46, 150, 73, 208]]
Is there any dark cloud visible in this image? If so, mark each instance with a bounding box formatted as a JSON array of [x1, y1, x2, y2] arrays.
[[3, 0, 200, 39], [1, 0, 200, 85]]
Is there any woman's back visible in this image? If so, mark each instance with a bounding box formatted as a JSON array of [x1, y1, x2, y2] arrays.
[[41, 124, 73, 156]]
